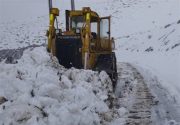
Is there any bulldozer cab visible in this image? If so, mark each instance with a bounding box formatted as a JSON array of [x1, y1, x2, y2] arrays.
[[65, 9, 113, 52]]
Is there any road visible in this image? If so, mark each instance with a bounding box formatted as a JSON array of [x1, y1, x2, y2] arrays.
[[115, 63, 180, 125]]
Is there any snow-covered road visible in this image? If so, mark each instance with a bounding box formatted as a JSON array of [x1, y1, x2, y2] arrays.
[[115, 63, 154, 125], [115, 63, 180, 125]]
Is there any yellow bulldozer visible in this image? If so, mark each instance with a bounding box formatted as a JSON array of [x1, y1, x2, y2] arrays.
[[47, 0, 117, 86]]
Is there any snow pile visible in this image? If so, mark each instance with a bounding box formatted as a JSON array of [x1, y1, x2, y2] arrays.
[[0, 47, 115, 125]]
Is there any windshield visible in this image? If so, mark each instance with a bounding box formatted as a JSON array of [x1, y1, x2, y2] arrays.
[[71, 16, 84, 29]]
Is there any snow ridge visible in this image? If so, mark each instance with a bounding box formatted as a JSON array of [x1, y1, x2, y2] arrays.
[[0, 47, 116, 125]]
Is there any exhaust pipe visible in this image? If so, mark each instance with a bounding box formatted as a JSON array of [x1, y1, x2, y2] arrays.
[[71, 0, 75, 10], [48, 0, 52, 14]]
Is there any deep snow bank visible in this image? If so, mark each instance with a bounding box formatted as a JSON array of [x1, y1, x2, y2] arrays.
[[0, 47, 115, 125]]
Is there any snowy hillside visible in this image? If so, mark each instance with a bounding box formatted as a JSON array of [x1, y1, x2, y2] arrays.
[[0, 0, 180, 125]]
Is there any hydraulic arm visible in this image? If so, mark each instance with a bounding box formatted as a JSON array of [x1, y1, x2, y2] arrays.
[[47, 0, 59, 54]]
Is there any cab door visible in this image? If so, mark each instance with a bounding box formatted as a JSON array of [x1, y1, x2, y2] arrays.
[[100, 16, 111, 50], [100, 16, 111, 39]]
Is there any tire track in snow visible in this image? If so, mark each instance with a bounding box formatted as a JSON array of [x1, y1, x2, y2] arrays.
[[115, 63, 154, 125], [134, 65, 180, 125]]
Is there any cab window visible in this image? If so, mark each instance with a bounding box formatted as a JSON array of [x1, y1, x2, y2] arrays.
[[71, 16, 84, 34], [91, 22, 98, 39], [100, 18, 110, 39]]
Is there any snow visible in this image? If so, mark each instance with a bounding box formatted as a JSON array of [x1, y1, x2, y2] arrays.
[[133, 63, 180, 125], [116, 51, 180, 101], [0, 0, 48, 49], [0, 47, 115, 125], [113, 0, 180, 105], [0, 0, 180, 124]]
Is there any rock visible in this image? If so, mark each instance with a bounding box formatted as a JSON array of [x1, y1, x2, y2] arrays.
[[171, 43, 180, 49], [0, 97, 8, 105], [145, 46, 154, 52], [164, 24, 171, 28], [177, 20, 180, 24]]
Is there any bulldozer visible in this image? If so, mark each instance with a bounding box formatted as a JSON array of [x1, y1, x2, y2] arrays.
[[46, 0, 117, 86]]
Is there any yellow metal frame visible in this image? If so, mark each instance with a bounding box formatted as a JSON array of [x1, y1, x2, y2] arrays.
[[47, 7, 114, 69], [47, 8, 59, 54]]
